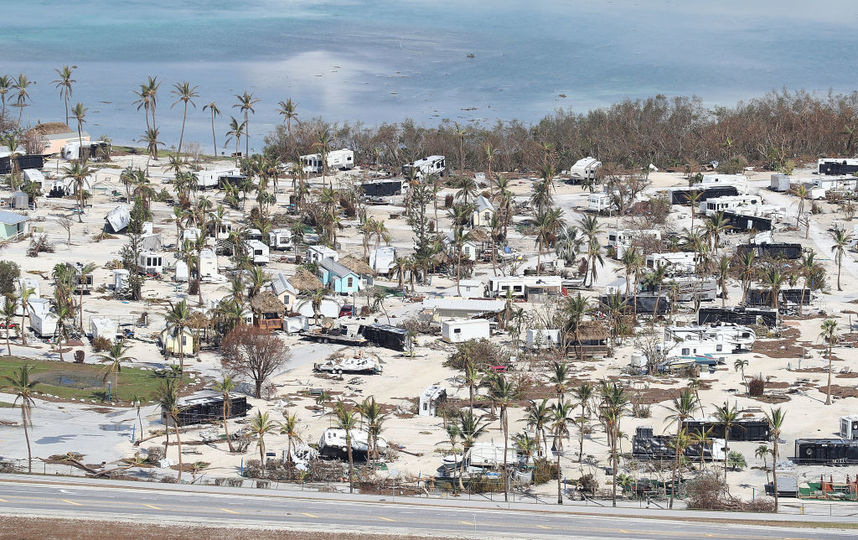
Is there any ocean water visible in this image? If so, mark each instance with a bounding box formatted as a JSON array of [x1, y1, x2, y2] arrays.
[[2, 0, 858, 149]]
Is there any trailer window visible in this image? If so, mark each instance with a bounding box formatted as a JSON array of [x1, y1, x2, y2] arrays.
[[453, 328, 461, 334]]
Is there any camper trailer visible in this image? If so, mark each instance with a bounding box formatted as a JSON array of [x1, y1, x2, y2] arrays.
[[27, 298, 58, 338], [137, 251, 164, 275], [588, 193, 612, 212], [300, 148, 355, 173], [268, 228, 292, 251], [487, 275, 562, 300], [419, 385, 447, 417], [164, 390, 251, 427], [195, 167, 241, 189], [441, 319, 491, 343], [215, 219, 233, 240], [665, 323, 755, 353], [318, 428, 385, 461], [402, 155, 445, 178], [306, 245, 339, 264], [840, 416, 858, 440], [525, 328, 561, 349], [245, 240, 270, 265], [568, 156, 601, 182], [113, 269, 129, 292], [361, 179, 403, 197], [770, 173, 791, 192], [700, 195, 761, 216], [174, 261, 189, 282], [646, 252, 700, 275], [633, 426, 726, 461], [358, 324, 410, 351], [669, 184, 740, 205]]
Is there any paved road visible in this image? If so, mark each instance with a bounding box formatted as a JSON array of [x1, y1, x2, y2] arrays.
[[0, 477, 854, 539]]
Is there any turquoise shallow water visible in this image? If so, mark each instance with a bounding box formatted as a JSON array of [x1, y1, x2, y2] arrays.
[[3, 0, 858, 148]]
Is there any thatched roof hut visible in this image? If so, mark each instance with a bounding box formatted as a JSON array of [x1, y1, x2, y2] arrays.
[[288, 268, 324, 292], [339, 255, 375, 276], [250, 291, 285, 315]]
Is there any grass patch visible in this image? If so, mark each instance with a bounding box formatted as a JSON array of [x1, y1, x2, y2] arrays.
[[0, 356, 182, 404]]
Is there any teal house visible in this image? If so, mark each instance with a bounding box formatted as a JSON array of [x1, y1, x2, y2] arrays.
[[318, 257, 361, 295], [0, 210, 29, 240]]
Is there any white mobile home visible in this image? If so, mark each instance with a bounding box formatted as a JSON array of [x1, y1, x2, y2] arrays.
[[369, 246, 396, 275], [195, 167, 241, 189], [402, 155, 445, 178], [569, 156, 601, 182], [300, 148, 355, 174], [441, 319, 491, 343], [245, 240, 270, 265], [306, 245, 339, 264], [701, 174, 748, 186], [268, 228, 292, 251], [27, 298, 57, 337], [422, 298, 506, 321], [646, 252, 699, 275], [665, 323, 755, 352], [700, 195, 761, 216], [137, 251, 164, 275], [487, 275, 563, 299]]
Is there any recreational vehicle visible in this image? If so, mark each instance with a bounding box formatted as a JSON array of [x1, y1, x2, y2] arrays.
[[419, 385, 447, 417], [306, 245, 339, 264], [525, 328, 561, 349], [665, 323, 755, 352], [770, 173, 791, 192], [358, 324, 410, 351], [645, 252, 700, 275], [608, 229, 661, 259], [300, 148, 354, 173], [245, 240, 270, 265], [198, 249, 218, 278], [27, 298, 57, 338], [104, 205, 131, 233], [441, 319, 491, 343], [164, 390, 251, 427], [818, 157, 858, 176], [194, 167, 241, 189], [268, 228, 292, 250], [215, 219, 233, 240], [89, 317, 117, 342], [487, 275, 562, 300], [318, 428, 385, 461], [700, 195, 761, 216], [402, 155, 445, 178], [361, 179, 403, 197], [422, 298, 506, 321], [588, 193, 612, 212], [568, 156, 601, 182], [174, 261, 189, 283]]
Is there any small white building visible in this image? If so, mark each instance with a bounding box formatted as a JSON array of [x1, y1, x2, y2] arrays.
[[18, 277, 40, 298], [174, 261, 189, 283], [300, 148, 355, 174], [268, 228, 292, 251], [245, 240, 270, 265], [588, 193, 612, 213], [770, 173, 791, 192], [113, 269, 129, 291], [441, 319, 491, 343], [89, 317, 117, 342], [306, 245, 339, 264], [487, 275, 563, 299], [137, 251, 164, 275], [418, 385, 447, 417], [569, 156, 601, 181], [181, 227, 201, 246], [215, 219, 234, 240], [27, 298, 58, 337], [608, 229, 661, 259]]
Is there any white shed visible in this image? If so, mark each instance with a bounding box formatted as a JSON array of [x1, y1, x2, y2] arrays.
[[27, 298, 57, 337], [199, 249, 218, 278], [18, 277, 40, 298], [138, 251, 164, 275], [306, 245, 339, 263], [269, 228, 293, 251], [441, 319, 491, 343], [174, 260, 189, 282], [113, 269, 129, 291], [525, 328, 561, 349], [369, 246, 396, 275]]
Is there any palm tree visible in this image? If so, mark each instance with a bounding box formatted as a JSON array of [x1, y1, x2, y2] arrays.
[[52, 66, 75, 126], [225, 117, 246, 165], [525, 399, 551, 458], [131, 393, 145, 441], [830, 228, 852, 291], [18, 286, 34, 346], [737, 250, 755, 305], [156, 377, 183, 482], [579, 214, 603, 287], [2, 364, 37, 472], [550, 401, 573, 504], [358, 396, 386, 464], [714, 401, 739, 485], [573, 382, 594, 462], [2, 295, 17, 356], [315, 128, 332, 188], [820, 318, 839, 406], [171, 81, 199, 156], [791, 184, 808, 229], [71, 102, 87, 161], [798, 250, 820, 316], [76, 262, 97, 330], [691, 425, 713, 471], [0, 75, 12, 118], [764, 407, 786, 512], [453, 122, 468, 173], [734, 358, 749, 393], [12, 74, 33, 126], [54, 302, 73, 363], [563, 294, 589, 359], [334, 404, 359, 493], [457, 409, 487, 491], [706, 211, 731, 250], [234, 90, 259, 158], [280, 412, 303, 465], [202, 102, 221, 156], [62, 161, 94, 222], [600, 381, 629, 507], [664, 389, 697, 508], [755, 444, 770, 472], [462, 359, 481, 415], [760, 266, 785, 312], [550, 361, 569, 404], [165, 300, 191, 372], [391, 257, 409, 291], [213, 376, 236, 452], [277, 98, 299, 139], [686, 190, 702, 229], [307, 288, 327, 325], [716, 254, 731, 307], [488, 374, 518, 502], [140, 127, 163, 159], [250, 411, 275, 477], [98, 341, 134, 398]]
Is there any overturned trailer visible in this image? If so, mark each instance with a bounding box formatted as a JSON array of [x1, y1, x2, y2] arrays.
[[669, 185, 739, 205], [600, 293, 671, 315], [793, 439, 858, 465], [723, 210, 772, 232], [736, 242, 802, 260], [632, 427, 726, 461], [697, 306, 778, 328], [163, 390, 252, 427], [358, 323, 410, 351], [682, 418, 771, 442], [361, 179, 403, 197]]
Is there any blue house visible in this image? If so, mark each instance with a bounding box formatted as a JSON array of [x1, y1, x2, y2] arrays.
[[317, 257, 361, 295]]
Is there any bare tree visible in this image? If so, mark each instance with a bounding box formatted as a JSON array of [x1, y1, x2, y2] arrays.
[[57, 218, 73, 246], [220, 325, 290, 398]]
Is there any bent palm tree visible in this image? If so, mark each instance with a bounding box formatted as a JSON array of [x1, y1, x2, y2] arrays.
[[203, 102, 221, 156], [2, 364, 37, 472], [171, 81, 199, 156]]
